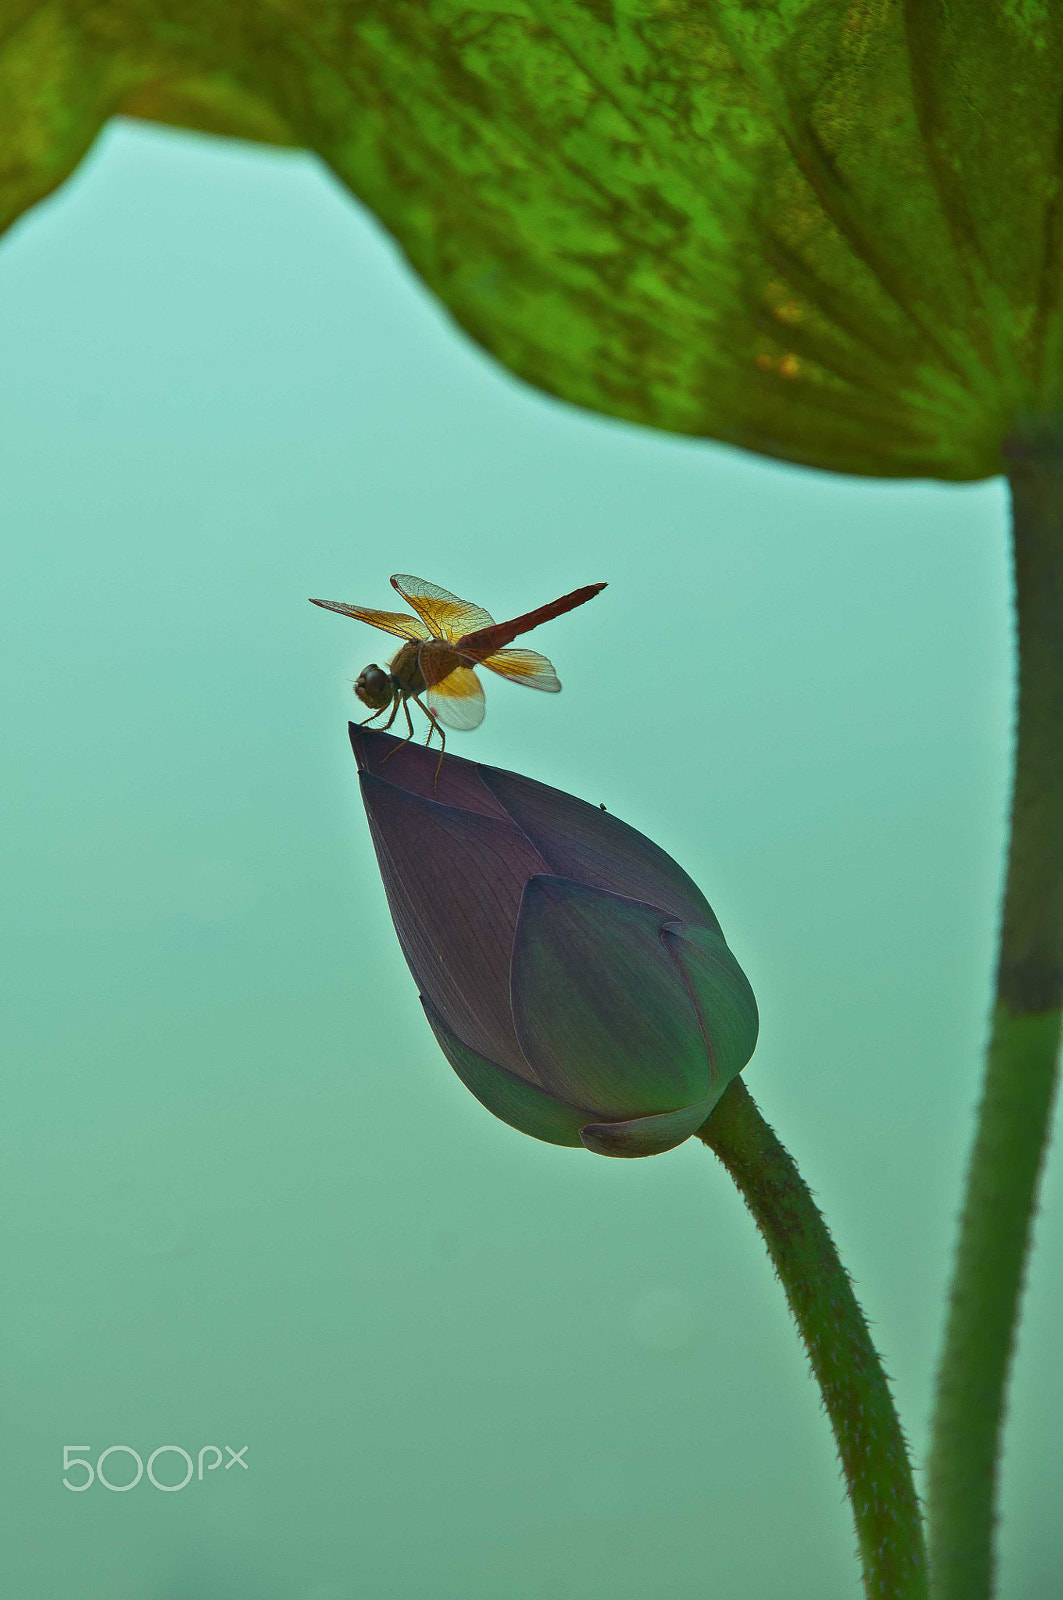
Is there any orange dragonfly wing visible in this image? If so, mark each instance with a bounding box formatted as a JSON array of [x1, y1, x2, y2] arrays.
[[309, 597, 431, 641], [480, 647, 561, 693], [425, 666, 486, 731], [391, 574, 494, 643]]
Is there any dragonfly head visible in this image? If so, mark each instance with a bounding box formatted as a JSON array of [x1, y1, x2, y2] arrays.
[[354, 663, 394, 712]]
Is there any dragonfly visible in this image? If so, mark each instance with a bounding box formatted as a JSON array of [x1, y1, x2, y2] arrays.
[[309, 573, 606, 759]]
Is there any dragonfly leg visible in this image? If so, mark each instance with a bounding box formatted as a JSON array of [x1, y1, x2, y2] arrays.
[[411, 694, 447, 786], [379, 694, 403, 732], [380, 695, 418, 766]]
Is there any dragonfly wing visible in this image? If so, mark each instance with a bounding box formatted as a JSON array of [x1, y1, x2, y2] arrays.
[[481, 647, 561, 693], [425, 666, 486, 730], [309, 598, 431, 640], [391, 574, 494, 643]]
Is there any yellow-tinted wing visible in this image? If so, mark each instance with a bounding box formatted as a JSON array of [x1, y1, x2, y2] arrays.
[[425, 666, 486, 731], [481, 647, 561, 693], [308, 597, 431, 640], [391, 575, 494, 643]]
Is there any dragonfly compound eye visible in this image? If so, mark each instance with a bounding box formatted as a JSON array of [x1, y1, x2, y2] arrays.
[[355, 664, 392, 710]]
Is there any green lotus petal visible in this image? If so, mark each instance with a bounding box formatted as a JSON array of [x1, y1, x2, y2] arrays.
[[662, 923, 759, 1092], [6, 4, 1061, 478], [579, 1098, 715, 1159], [421, 993, 590, 1149], [511, 877, 711, 1117]]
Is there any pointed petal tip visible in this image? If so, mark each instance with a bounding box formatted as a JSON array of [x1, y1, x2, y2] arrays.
[[349, 723, 428, 773], [349, 722, 397, 774], [348, 724, 514, 817]]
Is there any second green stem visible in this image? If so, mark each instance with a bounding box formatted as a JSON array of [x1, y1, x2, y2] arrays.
[[927, 434, 1063, 1599]]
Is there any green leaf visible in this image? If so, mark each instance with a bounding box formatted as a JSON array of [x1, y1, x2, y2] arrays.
[[5, 1, 1061, 478]]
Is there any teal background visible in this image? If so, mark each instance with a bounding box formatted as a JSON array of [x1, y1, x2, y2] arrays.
[[2, 121, 1059, 1598]]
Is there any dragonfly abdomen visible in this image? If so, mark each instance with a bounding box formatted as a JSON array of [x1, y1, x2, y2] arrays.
[[456, 582, 606, 659]]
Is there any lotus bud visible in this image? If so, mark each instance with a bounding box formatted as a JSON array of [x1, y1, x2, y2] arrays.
[[351, 727, 758, 1158]]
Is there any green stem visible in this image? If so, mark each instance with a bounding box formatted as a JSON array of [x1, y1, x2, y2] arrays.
[[698, 1078, 927, 1600], [927, 429, 1063, 1599]]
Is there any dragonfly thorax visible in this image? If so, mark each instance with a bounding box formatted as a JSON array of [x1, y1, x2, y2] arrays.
[[354, 663, 393, 711], [389, 638, 462, 697], [388, 639, 426, 695]]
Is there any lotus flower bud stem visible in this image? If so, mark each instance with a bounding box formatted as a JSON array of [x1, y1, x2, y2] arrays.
[[699, 1079, 928, 1600]]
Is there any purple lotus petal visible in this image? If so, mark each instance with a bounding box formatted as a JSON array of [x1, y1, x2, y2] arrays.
[[510, 877, 712, 1118], [359, 771, 548, 1076], [579, 1099, 716, 1158], [478, 764, 720, 931], [421, 994, 592, 1148], [350, 726, 513, 821]]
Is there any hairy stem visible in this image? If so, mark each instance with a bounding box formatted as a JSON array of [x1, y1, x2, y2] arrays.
[[698, 1078, 927, 1600], [927, 431, 1063, 1599]]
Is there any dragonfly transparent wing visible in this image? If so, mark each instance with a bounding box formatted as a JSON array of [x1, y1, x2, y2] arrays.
[[480, 647, 561, 692], [391, 575, 494, 643], [425, 666, 486, 730], [308, 598, 431, 640]]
